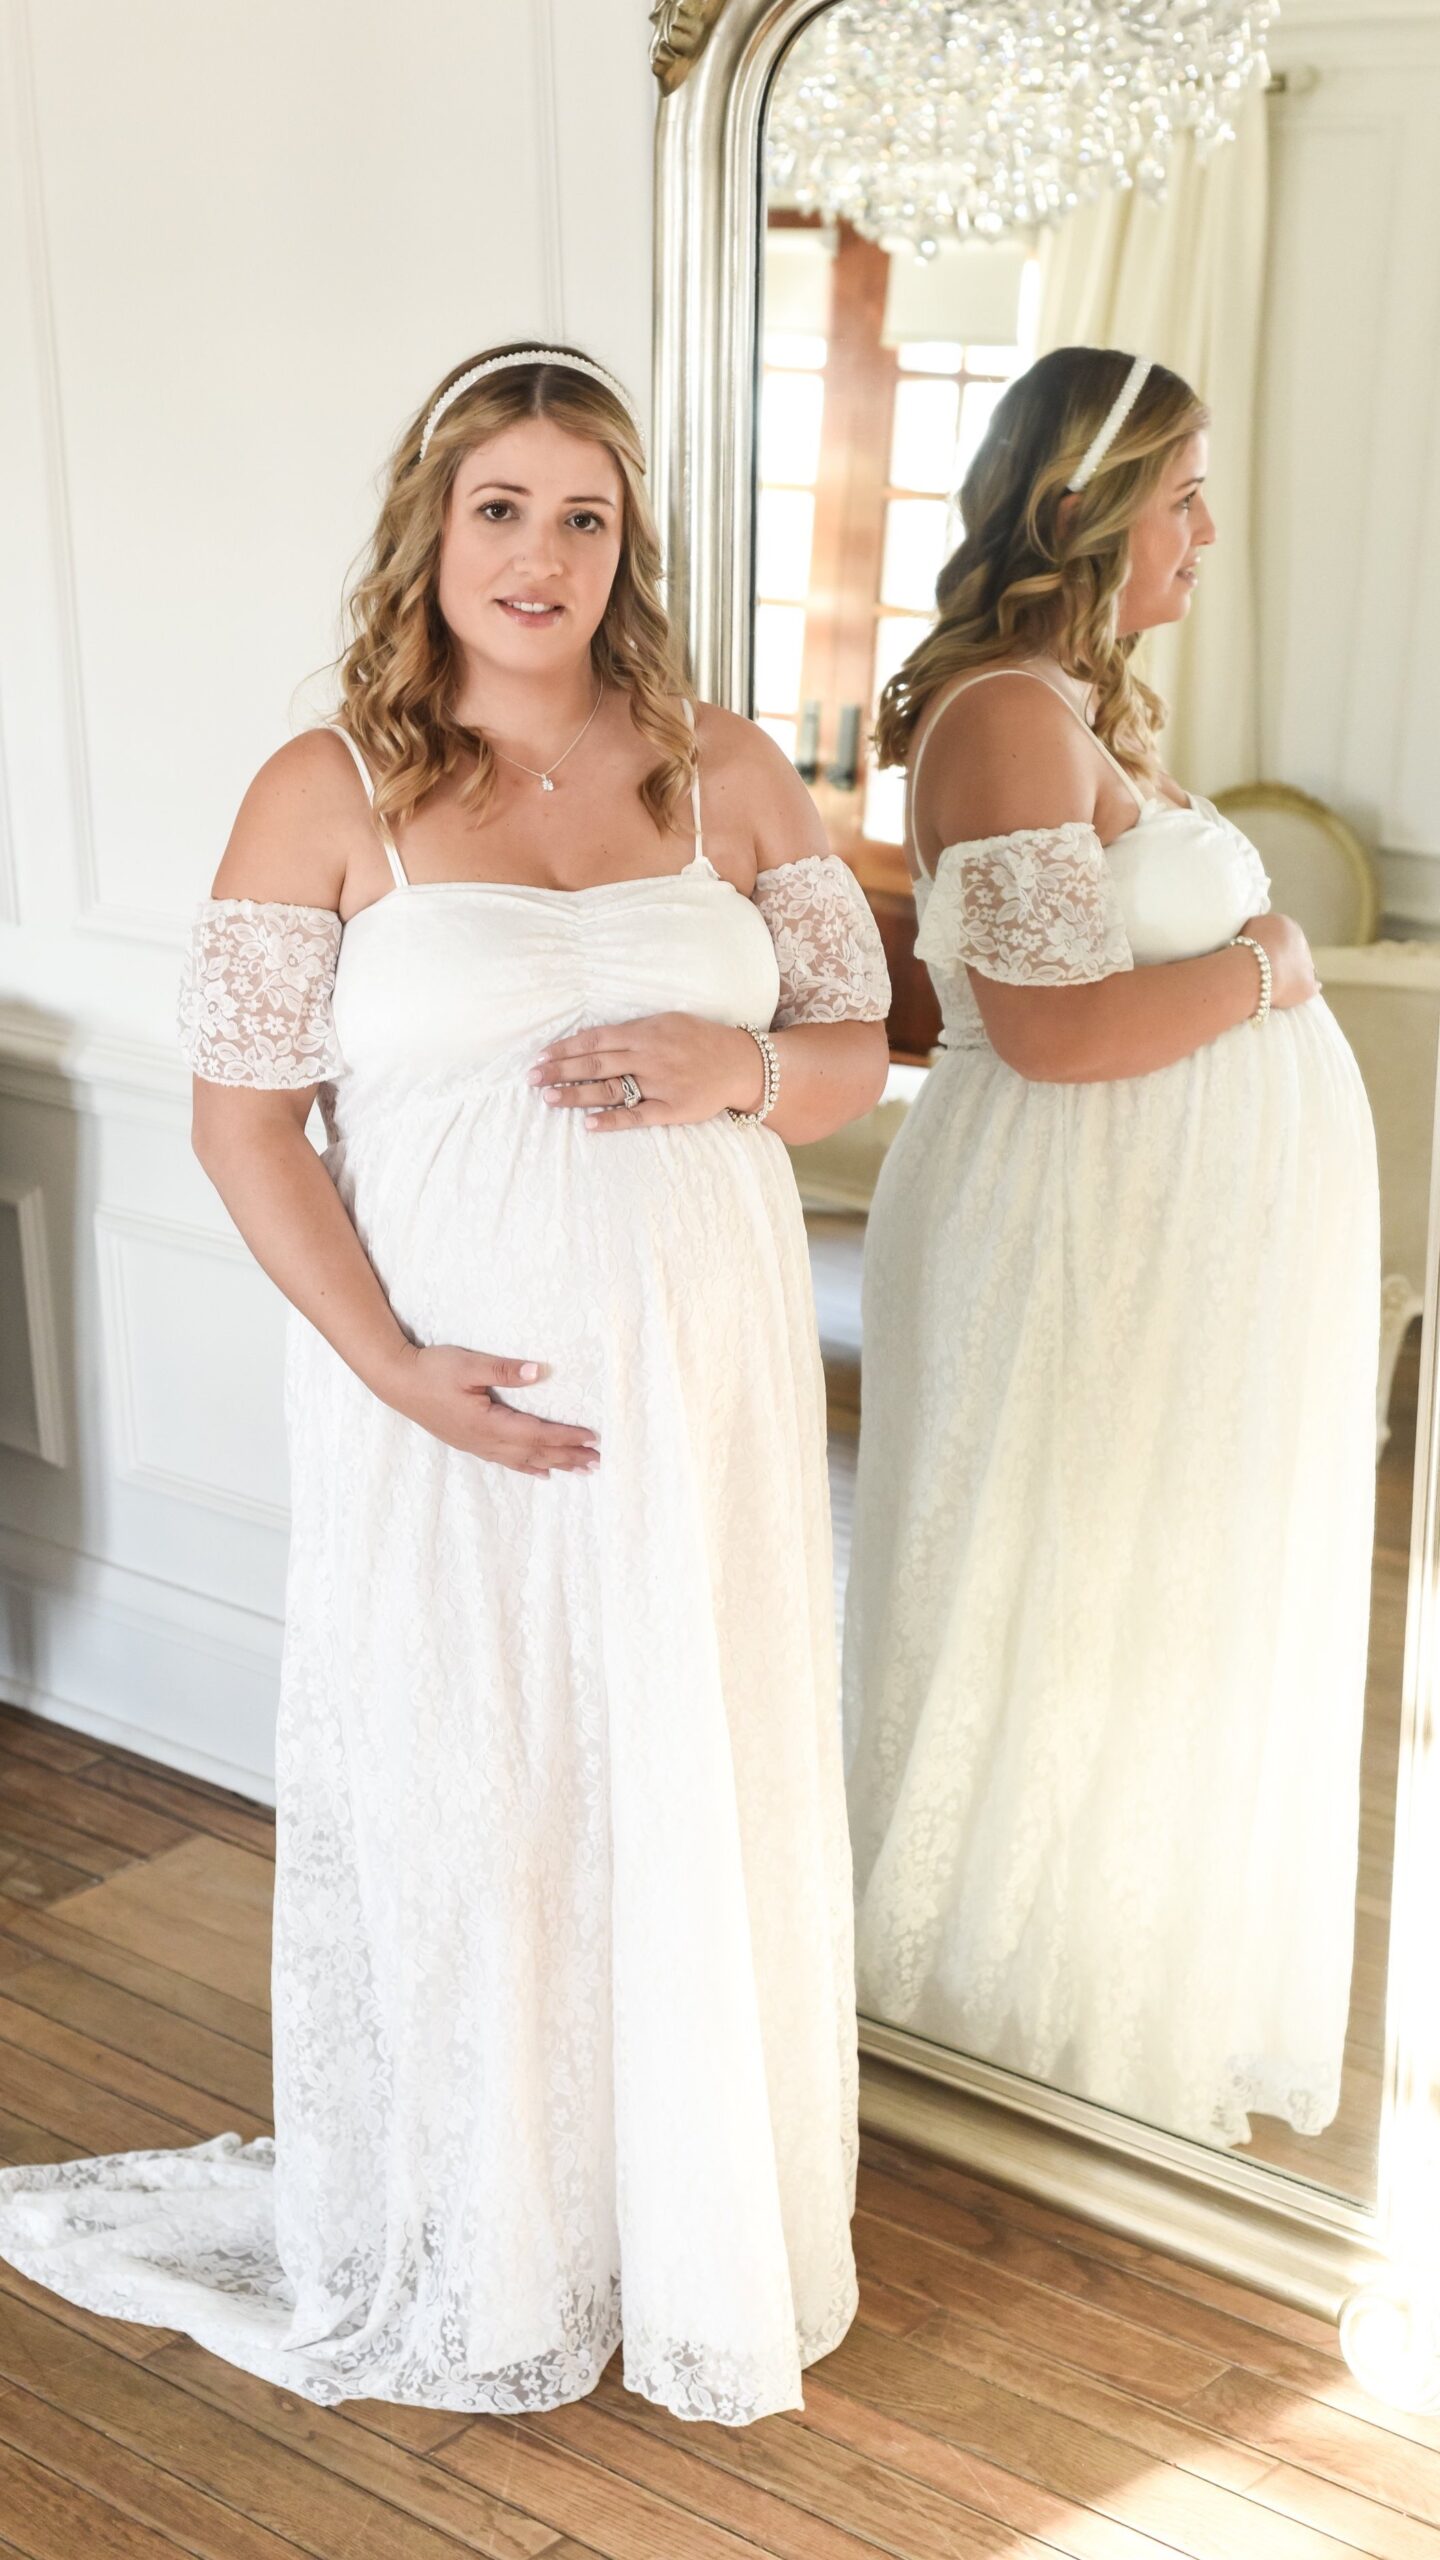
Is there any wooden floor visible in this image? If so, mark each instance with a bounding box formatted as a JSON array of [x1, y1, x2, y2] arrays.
[[1, 1706, 1440, 2555], [809, 1210, 1420, 2206]]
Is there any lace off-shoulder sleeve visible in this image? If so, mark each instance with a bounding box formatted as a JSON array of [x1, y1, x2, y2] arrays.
[[914, 823, 1133, 986], [750, 854, 892, 1028], [178, 898, 345, 1086]]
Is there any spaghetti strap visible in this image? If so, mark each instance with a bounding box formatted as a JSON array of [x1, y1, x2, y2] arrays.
[[328, 724, 408, 891], [682, 698, 704, 866], [908, 664, 1146, 877]]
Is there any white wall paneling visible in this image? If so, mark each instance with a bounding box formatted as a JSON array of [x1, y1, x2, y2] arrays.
[[94, 1209, 290, 1531]]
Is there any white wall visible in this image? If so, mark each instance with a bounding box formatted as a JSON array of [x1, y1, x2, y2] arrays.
[[0, 0, 654, 1794], [1258, 0, 1440, 927]]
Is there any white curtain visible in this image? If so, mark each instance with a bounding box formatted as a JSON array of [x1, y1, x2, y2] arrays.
[[1036, 90, 1269, 793]]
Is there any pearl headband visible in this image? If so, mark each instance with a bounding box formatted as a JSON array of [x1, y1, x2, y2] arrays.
[[1067, 354, 1153, 492], [416, 348, 645, 462]]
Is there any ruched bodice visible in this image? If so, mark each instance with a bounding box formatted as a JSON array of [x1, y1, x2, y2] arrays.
[[328, 851, 781, 1097]]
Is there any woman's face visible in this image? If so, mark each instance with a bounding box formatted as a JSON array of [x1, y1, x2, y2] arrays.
[[1115, 431, 1215, 634], [437, 414, 625, 673]]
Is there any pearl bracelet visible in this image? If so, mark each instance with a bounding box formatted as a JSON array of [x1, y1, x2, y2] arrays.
[[727, 1024, 780, 1124], [1230, 934, 1272, 1027]]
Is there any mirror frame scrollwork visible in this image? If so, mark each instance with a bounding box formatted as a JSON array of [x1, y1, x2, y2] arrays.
[[649, 1, 732, 93], [651, 0, 1440, 2400]]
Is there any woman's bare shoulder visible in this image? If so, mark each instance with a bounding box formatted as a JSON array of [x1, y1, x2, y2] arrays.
[[916, 670, 1101, 846], [690, 699, 831, 872], [208, 729, 375, 907]]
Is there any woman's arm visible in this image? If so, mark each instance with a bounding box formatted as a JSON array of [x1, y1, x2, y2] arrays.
[[754, 1020, 890, 1144], [531, 1005, 890, 1143], [190, 737, 599, 1474], [918, 678, 1318, 1085], [744, 729, 890, 1135], [973, 914, 1314, 1084]]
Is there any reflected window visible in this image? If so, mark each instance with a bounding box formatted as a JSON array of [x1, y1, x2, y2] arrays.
[[757, 212, 1035, 1052], [758, 370, 826, 484]]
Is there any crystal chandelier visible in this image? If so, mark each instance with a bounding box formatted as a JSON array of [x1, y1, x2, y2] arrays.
[[765, 0, 1275, 251]]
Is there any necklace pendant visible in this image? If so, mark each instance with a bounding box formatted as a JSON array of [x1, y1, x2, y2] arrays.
[[540, 774, 555, 792]]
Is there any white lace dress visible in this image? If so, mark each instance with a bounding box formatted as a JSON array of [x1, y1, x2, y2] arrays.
[[843, 702, 1379, 2149], [0, 735, 891, 2422]]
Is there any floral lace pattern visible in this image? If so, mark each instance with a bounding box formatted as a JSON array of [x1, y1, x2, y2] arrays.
[[845, 798, 1380, 2147], [3, 857, 859, 2419], [752, 855, 891, 1028], [914, 823, 1134, 989], [179, 898, 345, 1086]]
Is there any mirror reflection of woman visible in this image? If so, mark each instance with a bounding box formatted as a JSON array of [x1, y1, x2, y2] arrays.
[[844, 348, 1379, 2148], [0, 346, 892, 2421]]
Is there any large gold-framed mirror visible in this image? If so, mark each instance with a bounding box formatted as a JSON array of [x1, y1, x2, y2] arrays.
[[653, 0, 1440, 2398]]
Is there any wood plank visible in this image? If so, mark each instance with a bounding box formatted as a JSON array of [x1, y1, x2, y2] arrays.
[[528, 2393, 894, 2560], [0, 1798, 135, 1883], [550, 2379, 1154, 2560], [0, 1753, 188, 1859], [0, 2255, 180, 2364], [792, 2375, 1249, 2560], [146, 2340, 580, 2558], [852, 2302, 1440, 2559], [0, 1990, 268, 2144], [0, 1839, 100, 1912], [94, 1738, 273, 1812], [37, 1838, 272, 2013], [440, 2413, 825, 2560], [0, 2438, 198, 2560], [0, 1705, 105, 1774], [826, 2316, 1374, 2560], [1184, 2370, 1440, 2523], [0, 2382, 314, 2560], [345, 2401, 480, 2454], [0, 2107, 82, 2170], [83, 1759, 277, 1861], [0, 1957, 272, 2123], [851, 2206, 1231, 2402], [859, 2133, 1344, 2354], [857, 2162, 1439, 2440], [0, 2036, 204, 2153], [1, 1907, 271, 2055], [855, 2150, 1440, 2467], [0, 2296, 531, 2560], [797, 2374, 1440, 2560]]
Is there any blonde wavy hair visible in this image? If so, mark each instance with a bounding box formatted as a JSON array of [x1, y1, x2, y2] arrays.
[[335, 343, 694, 834], [873, 346, 1210, 781]]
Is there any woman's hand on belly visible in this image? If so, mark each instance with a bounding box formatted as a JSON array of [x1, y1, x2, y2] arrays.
[[529, 1012, 766, 1130], [1239, 911, 1321, 1011], [376, 1344, 601, 1478]]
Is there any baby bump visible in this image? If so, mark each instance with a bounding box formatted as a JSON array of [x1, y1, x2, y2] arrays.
[[330, 1092, 809, 1420]]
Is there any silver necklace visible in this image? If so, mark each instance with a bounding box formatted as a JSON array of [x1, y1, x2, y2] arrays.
[[491, 684, 604, 793]]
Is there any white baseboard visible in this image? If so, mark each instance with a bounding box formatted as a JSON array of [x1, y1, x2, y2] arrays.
[[0, 1526, 279, 1804], [0, 1673, 277, 1807]]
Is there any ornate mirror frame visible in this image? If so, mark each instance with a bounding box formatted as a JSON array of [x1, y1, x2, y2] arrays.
[[651, 0, 1440, 2395]]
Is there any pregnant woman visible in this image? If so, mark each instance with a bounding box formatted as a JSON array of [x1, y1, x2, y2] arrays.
[[844, 346, 1379, 2149], [0, 343, 891, 2419]]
